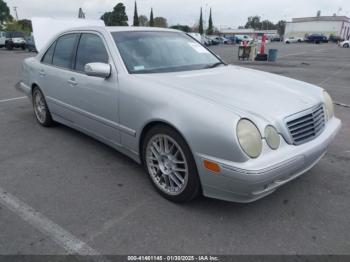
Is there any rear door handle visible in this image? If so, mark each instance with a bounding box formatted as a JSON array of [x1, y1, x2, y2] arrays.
[[68, 78, 78, 86], [39, 70, 46, 77]]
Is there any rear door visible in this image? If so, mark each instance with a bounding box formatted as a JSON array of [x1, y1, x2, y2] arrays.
[[39, 33, 80, 120]]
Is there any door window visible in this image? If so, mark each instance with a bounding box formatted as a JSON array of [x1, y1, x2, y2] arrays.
[[75, 33, 109, 72], [52, 34, 79, 69], [41, 42, 56, 64]]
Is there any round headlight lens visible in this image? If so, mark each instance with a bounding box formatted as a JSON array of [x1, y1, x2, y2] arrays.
[[265, 126, 280, 150], [323, 91, 334, 121], [237, 119, 262, 158]]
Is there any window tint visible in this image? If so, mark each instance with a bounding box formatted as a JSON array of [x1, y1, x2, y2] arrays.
[[75, 34, 109, 72], [42, 42, 56, 64], [52, 34, 78, 69]]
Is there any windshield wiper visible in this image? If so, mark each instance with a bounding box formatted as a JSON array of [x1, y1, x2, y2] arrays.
[[206, 62, 226, 68]]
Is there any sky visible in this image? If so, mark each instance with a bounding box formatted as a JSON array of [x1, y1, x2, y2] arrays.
[[5, 0, 350, 28]]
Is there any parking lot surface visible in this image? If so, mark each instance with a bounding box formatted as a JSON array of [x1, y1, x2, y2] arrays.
[[0, 43, 349, 255]]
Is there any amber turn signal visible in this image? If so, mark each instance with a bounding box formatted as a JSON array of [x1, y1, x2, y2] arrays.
[[203, 160, 221, 173]]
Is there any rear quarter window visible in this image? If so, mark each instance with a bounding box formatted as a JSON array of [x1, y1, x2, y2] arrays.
[[41, 42, 56, 64]]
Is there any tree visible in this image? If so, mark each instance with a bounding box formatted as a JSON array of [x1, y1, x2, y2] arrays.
[[101, 3, 128, 26], [245, 15, 262, 30], [0, 0, 13, 28], [153, 17, 167, 28], [133, 1, 139, 26], [4, 20, 31, 34], [198, 8, 203, 34], [139, 15, 148, 26], [149, 8, 154, 27], [276, 20, 286, 36], [170, 24, 191, 32], [260, 19, 277, 30], [207, 8, 213, 35]]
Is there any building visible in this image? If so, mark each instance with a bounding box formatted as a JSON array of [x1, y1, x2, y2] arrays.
[[285, 16, 350, 40]]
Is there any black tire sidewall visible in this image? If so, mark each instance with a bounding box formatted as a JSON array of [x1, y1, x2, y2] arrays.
[[142, 125, 201, 203], [32, 87, 53, 127]]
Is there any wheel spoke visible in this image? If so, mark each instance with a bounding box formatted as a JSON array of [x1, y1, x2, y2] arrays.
[[169, 173, 182, 187], [146, 134, 189, 196], [173, 171, 185, 183], [150, 146, 161, 160]]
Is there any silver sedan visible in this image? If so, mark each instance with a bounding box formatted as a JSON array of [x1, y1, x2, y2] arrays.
[[16, 27, 341, 203]]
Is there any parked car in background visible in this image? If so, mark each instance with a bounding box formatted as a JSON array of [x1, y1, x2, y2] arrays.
[[202, 35, 212, 46], [187, 33, 203, 45], [328, 35, 342, 43], [339, 40, 350, 48], [1, 31, 26, 50], [270, 36, 282, 42], [306, 34, 328, 44], [284, 37, 304, 44], [16, 26, 341, 203], [25, 35, 37, 52], [235, 34, 253, 44], [226, 36, 237, 44], [218, 36, 229, 44], [207, 36, 220, 45]]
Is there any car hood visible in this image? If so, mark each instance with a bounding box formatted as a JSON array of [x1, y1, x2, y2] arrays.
[[136, 65, 323, 121]]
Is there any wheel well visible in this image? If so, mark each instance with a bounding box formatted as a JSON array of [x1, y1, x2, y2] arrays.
[[31, 83, 39, 93], [139, 121, 187, 165]]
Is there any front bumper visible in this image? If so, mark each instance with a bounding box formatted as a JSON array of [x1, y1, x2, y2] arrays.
[[196, 117, 342, 203]]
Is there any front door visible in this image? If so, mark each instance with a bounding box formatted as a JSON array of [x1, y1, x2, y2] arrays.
[[63, 32, 120, 144]]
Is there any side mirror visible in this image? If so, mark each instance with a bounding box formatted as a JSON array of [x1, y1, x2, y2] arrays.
[[84, 63, 111, 78]]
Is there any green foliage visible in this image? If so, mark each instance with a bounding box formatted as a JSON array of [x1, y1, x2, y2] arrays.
[[139, 15, 148, 26], [276, 20, 286, 36], [101, 3, 128, 26], [4, 19, 32, 34], [244, 15, 282, 33], [207, 8, 213, 35], [245, 16, 262, 29], [0, 0, 13, 26], [153, 17, 168, 28], [198, 8, 203, 35], [133, 1, 139, 26], [149, 8, 154, 27], [170, 25, 191, 32]]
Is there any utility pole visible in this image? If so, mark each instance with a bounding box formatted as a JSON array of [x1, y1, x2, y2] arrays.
[[13, 6, 18, 21]]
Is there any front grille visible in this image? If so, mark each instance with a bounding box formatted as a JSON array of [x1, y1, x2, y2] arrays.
[[286, 104, 326, 145]]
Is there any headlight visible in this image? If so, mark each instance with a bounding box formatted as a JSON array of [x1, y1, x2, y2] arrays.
[[237, 119, 262, 158], [265, 126, 280, 150], [323, 91, 334, 121]]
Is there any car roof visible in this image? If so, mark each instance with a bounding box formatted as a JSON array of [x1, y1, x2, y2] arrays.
[[64, 26, 180, 34]]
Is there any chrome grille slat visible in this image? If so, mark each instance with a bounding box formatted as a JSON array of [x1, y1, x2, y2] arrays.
[[286, 104, 326, 145], [287, 115, 313, 128]]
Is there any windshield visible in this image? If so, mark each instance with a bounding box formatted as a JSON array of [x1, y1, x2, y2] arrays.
[[112, 31, 222, 74], [5, 32, 25, 38]]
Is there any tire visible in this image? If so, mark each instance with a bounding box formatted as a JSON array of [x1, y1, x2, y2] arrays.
[[298, 39, 302, 43], [32, 87, 54, 127], [142, 125, 201, 203], [344, 43, 350, 48], [21, 45, 26, 50], [5, 42, 13, 50]]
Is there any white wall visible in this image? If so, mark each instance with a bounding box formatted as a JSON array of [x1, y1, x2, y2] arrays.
[[285, 20, 343, 38]]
